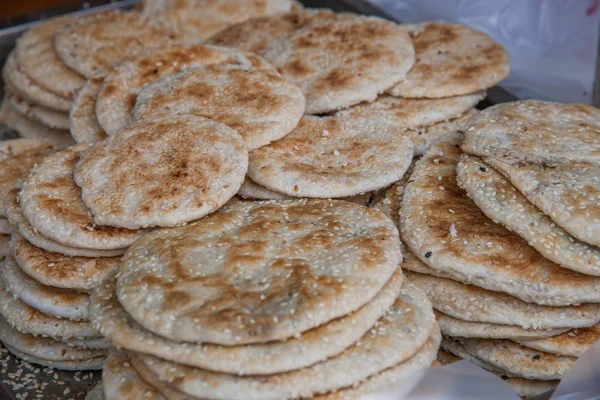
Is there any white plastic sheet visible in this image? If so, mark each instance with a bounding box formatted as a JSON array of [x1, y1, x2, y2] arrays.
[[367, 0, 600, 104]]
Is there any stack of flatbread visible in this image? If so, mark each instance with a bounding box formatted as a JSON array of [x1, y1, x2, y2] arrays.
[[398, 101, 600, 398]]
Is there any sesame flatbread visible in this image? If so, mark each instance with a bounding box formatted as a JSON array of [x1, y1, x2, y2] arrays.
[[263, 15, 414, 114], [7, 91, 70, 130], [54, 10, 177, 78], [135, 284, 435, 399], [132, 65, 305, 150], [69, 77, 108, 143], [400, 131, 600, 306], [238, 178, 293, 200], [19, 144, 146, 250], [96, 44, 274, 137], [457, 154, 600, 275], [92, 268, 403, 375], [387, 22, 509, 98], [4, 344, 105, 371], [248, 115, 414, 198], [102, 350, 167, 400], [117, 199, 401, 345], [518, 323, 600, 357], [75, 115, 248, 229], [15, 17, 85, 100]]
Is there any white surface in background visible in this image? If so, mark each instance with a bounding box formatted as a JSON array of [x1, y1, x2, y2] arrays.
[[368, 0, 600, 104]]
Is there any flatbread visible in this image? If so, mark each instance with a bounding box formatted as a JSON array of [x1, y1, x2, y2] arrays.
[[404, 265, 600, 330], [248, 115, 414, 197], [142, 0, 295, 41], [5, 188, 125, 258], [75, 115, 248, 229], [117, 199, 401, 345], [96, 43, 273, 137], [238, 178, 292, 200], [85, 383, 105, 400], [0, 275, 97, 339], [435, 311, 569, 340], [2, 52, 71, 112], [205, 8, 338, 55], [132, 65, 305, 150], [400, 131, 600, 306], [54, 10, 178, 78], [0, 218, 12, 235], [387, 22, 510, 98], [1, 99, 73, 148], [136, 283, 435, 400], [263, 15, 415, 114], [441, 336, 511, 376], [459, 338, 575, 380], [4, 343, 105, 371], [20, 144, 146, 249], [65, 337, 111, 350], [15, 17, 85, 100], [69, 77, 108, 143], [0, 138, 57, 218], [0, 315, 104, 363], [129, 355, 191, 400], [91, 268, 404, 375], [0, 235, 9, 258], [6, 91, 70, 130], [11, 232, 120, 291], [457, 154, 600, 276], [518, 323, 600, 357], [335, 93, 482, 132], [103, 350, 166, 400]]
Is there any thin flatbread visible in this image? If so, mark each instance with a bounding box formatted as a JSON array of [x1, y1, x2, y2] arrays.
[[518, 323, 600, 357], [7, 91, 70, 130], [102, 350, 166, 400], [238, 178, 292, 200], [5, 343, 104, 371], [69, 77, 108, 143]]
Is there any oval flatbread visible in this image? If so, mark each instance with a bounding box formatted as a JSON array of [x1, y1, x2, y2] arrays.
[[117, 199, 401, 344], [69, 77, 108, 143], [4, 343, 105, 371], [264, 15, 414, 114], [75, 115, 248, 229]]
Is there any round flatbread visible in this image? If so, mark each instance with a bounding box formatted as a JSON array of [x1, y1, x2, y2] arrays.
[[96, 43, 273, 137], [263, 15, 414, 114], [459, 338, 575, 381], [248, 115, 414, 197], [117, 199, 401, 344], [85, 383, 105, 400], [458, 154, 600, 275], [6, 91, 70, 130], [142, 0, 295, 41], [238, 178, 292, 200], [15, 17, 85, 100], [518, 323, 600, 357], [0, 139, 57, 218], [103, 350, 166, 400], [11, 232, 120, 291], [387, 22, 510, 98], [404, 260, 600, 330], [5, 188, 125, 258], [205, 8, 338, 55], [54, 10, 178, 78], [69, 77, 108, 143], [92, 268, 404, 375], [1, 99, 73, 148], [135, 284, 435, 400], [0, 219, 12, 235], [2, 52, 72, 112], [462, 101, 600, 247], [20, 144, 146, 249], [0, 275, 97, 339], [132, 65, 305, 150], [2, 256, 89, 320], [4, 343, 105, 371], [400, 131, 600, 306], [435, 311, 569, 340], [75, 115, 248, 229]]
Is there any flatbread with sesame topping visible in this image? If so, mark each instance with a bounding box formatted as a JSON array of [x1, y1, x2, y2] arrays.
[[10, 233, 119, 291], [117, 199, 401, 345], [96, 44, 274, 137], [69, 77, 108, 143], [74, 115, 248, 229], [517, 323, 600, 357], [248, 115, 414, 198], [263, 15, 414, 114], [238, 178, 293, 200], [132, 65, 305, 150], [102, 351, 168, 400], [400, 131, 600, 306], [134, 284, 435, 400], [91, 268, 404, 375], [457, 154, 600, 276], [387, 22, 510, 98], [19, 144, 146, 250], [2, 256, 89, 320], [4, 344, 105, 371], [54, 10, 178, 78]]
